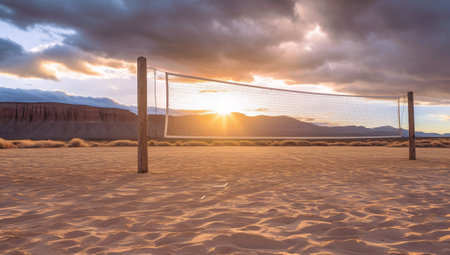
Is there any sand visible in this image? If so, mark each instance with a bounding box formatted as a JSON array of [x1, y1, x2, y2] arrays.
[[0, 147, 449, 254]]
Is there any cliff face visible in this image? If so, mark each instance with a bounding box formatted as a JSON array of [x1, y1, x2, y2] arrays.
[[0, 103, 142, 140], [0, 102, 137, 122]]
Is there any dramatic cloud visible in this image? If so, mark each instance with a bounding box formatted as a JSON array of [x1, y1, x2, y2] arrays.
[[0, 37, 131, 80], [0, 38, 56, 79], [0, 0, 449, 103]]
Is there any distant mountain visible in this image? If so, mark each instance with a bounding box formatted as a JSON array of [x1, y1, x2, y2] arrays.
[[344, 124, 450, 138], [0, 87, 168, 114], [166, 112, 401, 138], [1, 87, 130, 109]]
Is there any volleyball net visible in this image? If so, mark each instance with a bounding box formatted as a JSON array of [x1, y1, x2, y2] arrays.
[[147, 68, 407, 139]]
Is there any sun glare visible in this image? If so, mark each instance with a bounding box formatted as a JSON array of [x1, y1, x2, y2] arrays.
[[213, 96, 240, 115], [216, 106, 231, 115]]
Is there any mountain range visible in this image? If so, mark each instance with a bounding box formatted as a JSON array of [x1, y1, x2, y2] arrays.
[[0, 87, 448, 139]]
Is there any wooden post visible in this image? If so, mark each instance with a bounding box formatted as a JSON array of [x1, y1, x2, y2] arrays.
[[137, 56, 148, 173], [407, 91, 416, 160]]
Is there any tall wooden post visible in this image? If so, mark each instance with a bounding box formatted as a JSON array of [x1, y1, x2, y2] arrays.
[[407, 91, 416, 160], [137, 56, 148, 173]]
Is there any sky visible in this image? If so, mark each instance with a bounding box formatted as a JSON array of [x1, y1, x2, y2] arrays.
[[0, 0, 449, 133]]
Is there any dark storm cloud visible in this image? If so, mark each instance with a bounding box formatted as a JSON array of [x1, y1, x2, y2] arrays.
[[297, 0, 450, 102], [0, 37, 128, 79], [0, 38, 56, 79], [0, 0, 302, 77], [0, 0, 449, 103], [0, 37, 110, 79]]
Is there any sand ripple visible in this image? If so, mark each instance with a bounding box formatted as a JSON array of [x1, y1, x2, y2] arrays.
[[0, 146, 449, 254]]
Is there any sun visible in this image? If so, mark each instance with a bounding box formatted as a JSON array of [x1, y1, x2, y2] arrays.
[[213, 96, 239, 115], [216, 104, 232, 115]]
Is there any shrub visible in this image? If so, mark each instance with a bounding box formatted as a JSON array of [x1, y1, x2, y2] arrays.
[[211, 141, 223, 146], [295, 141, 312, 146], [253, 140, 270, 146], [368, 141, 388, 146], [310, 141, 329, 146], [68, 138, 90, 147], [349, 141, 370, 146], [107, 140, 138, 146], [33, 140, 66, 148], [154, 141, 173, 146], [331, 142, 347, 146], [277, 140, 298, 146], [0, 138, 16, 149], [181, 141, 209, 146], [386, 141, 407, 147], [239, 140, 254, 146], [222, 140, 239, 146]]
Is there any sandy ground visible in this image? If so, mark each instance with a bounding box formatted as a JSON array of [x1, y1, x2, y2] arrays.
[[0, 147, 449, 255]]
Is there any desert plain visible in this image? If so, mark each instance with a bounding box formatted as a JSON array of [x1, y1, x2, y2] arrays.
[[0, 146, 449, 254]]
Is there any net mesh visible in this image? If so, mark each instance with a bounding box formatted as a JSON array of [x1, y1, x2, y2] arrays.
[[162, 72, 405, 139]]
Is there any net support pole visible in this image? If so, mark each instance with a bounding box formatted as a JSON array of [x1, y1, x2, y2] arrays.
[[164, 72, 169, 137], [137, 56, 148, 173], [407, 91, 416, 160]]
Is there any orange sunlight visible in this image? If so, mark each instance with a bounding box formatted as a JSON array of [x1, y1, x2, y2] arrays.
[[211, 96, 241, 115]]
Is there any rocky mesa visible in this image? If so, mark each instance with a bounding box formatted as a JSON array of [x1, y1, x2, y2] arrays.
[[0, 102, 143, 140]]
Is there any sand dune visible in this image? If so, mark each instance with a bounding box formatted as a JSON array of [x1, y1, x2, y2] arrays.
[[0, 147, 449, 254]]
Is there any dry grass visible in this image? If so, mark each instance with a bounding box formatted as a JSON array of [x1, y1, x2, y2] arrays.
[[239, 140, 254, 146], [0, 138, 16, 149], [296, 141, 312, 146], [442, 140, 450, 146], [89, 141, 106, 147], [222, 140, 240, 146], [1, 137, 449, 149], [211, 141, 223, 146], [148, 140, 173, 146], [251, 140, 271, 146], [179, 141, 210, 146], [68, 138, 90, 147], [27, 140, 66, 148], [0, 139, 66, 149], [369, 141, 389, 146], [428, 140, 446, 148], [330, 142, 348, 146], [274, 140, 298, 146], [310, 141, 329, 146], [107, 140, 138, 147], [386, 141, 408, 147], [349, 141, 371, 146]]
